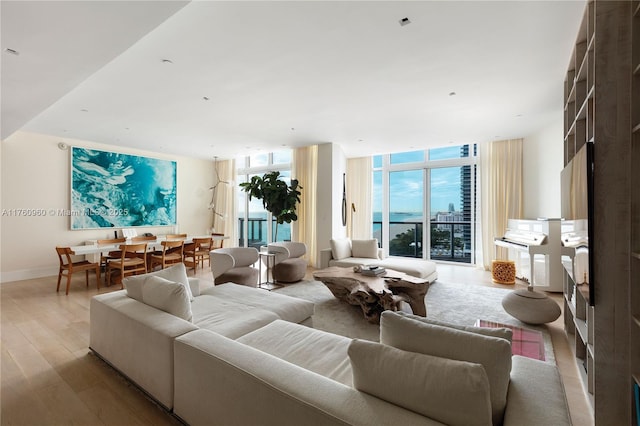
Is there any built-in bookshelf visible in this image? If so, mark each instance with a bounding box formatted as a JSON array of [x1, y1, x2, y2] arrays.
[[564, 1, 637, 424], [562, 0, 595, 408]]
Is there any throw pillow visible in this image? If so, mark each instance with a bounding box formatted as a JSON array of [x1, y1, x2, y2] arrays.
[[350, 239, 379, 259], [141, 276, 193, 321], [330, 238, 352, 260], [395, 311, 513, 343], [380, 311, 512, 426], [124, 263, 194, 301], [348, 339, 492, 426]]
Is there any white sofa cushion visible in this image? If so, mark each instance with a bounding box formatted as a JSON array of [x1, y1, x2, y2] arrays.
[[330, 238, 352, 260], [191, 295, 279, 339], [238, 320, 353, 386], [141, 276, 193, 321], [200, 283, 314, 324], [395, 311, 513, 343], [348, 339, 492, 426], [124, 263, 194, 301], [380, 311, 512, 425], [350, 239, 379, 259], [377, 257, 437, 279]]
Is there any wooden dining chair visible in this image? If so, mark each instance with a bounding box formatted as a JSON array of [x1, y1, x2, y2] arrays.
[[55, 247, 101, 295], [149, 240, 184, 271], [166, 233, 187, 240], [106, 243, 148, 287], [211, 232, 225, 249], [96, 237, 126, 274], [131, 235, 156, 242], [184, 237, 213, 272]]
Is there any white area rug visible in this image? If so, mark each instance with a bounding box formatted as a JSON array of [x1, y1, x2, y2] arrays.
[[275, 279, 555, 364]]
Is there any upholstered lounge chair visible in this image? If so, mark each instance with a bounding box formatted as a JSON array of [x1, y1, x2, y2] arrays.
[[266, 242, 307, 283], [210, 247, 259, 286]]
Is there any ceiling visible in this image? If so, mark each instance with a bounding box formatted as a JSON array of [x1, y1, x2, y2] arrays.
[[1, 1, 586, 160]]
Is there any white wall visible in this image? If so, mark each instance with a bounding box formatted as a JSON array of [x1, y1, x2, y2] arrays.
[[522, 119, 564, 219], [314, 143, 346, 266], [0, 131, 214, 282]]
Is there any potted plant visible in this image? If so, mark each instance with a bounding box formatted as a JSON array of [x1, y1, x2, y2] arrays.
[[239, 171, 302, 241]]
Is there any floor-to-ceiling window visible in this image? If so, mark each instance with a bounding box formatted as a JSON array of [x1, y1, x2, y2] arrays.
[[236, 150, 292, 248], [373, 145, 477, 264]]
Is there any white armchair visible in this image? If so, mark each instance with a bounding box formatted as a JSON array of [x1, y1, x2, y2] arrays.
[[266, 242, 307, 283], [210, 247, 259, 287]]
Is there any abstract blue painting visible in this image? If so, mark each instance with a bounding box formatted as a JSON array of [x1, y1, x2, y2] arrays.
[[71, 147, 177, 229]]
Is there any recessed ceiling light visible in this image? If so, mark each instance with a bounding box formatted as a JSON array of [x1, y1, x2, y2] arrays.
[[4, 48, 19, 56], [203, 96, 210, 101], [449, 92, 456, 96], [80, 109, 88, 112], [399, 17, 411, 26], [290, 127, 295, 131], [161, 59, 173, 64]]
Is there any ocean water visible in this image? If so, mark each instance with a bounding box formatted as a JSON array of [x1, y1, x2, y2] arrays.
[[71, 148, 177, 229]]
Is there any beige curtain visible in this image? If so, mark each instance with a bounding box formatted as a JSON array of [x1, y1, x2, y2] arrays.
[[292, 145, 318, 267], [346, 157, 372, 239], [479, 139, 523, 270], [212, 158, 236, 247]]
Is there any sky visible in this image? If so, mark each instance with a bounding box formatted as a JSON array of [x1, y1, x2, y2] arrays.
[[373, 146, 468, 215]]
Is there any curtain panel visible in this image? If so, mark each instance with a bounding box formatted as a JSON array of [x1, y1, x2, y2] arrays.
[[212, 158, 236, 246], [293, 145, 318, 267], [479, 139, 523, 270]]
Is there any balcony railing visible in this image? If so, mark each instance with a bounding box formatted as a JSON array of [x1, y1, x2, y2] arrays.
[[238, 218, 292, 248], [239, 218, 472, 263], [374, 220, 472, 263]]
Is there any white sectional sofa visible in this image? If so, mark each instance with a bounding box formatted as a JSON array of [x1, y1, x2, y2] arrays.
[[320, 238, 438, 282], [89, 264, 314, 410], [90, 263, 570, 426], [173, 312, 571, 426]]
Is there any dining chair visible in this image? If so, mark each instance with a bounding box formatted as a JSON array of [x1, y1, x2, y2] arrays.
[[96, 237, 127, 275], [149, 240, 184, 271], [106, 243, 148, 287], [211, 232, 225, 249], [184, 237, 213, 272], [55, 247, 101, 295], [131, 235, 156, 242], [166, 233, 187, 240]]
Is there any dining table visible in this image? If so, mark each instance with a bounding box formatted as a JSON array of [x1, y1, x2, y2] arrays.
[[69, 234, 228, 258]]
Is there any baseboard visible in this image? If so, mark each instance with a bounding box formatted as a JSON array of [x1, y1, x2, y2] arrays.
[[0, 266, 58, 284]]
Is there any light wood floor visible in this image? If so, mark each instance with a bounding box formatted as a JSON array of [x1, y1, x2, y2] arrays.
[[1, 263, 594, 425]]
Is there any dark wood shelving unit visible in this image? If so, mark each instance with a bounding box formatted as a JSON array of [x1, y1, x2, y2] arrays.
[[564, 1, 638, 424]]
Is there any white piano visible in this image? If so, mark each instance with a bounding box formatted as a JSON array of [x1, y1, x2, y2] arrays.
[[494, 218, 564, 292]]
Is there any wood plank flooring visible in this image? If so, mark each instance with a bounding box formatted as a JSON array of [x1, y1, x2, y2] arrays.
[[1, 264, 593, 425]]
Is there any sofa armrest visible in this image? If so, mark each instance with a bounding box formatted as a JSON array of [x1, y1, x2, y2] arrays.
[[174, 329, 439, 426], [377, 248, 384, 260], [320, 248, 333, 269], [90, 291, 198, 409], [504, 356, 571, 426]]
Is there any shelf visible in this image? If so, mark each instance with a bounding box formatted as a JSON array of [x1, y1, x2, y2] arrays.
[[635, 1, 640, 17], [576, 316, 589, 342], [634, 62, 640, 76], [634, 315, 640, 328], [633, 123, 640, 134], [632, 251, 640, 260]]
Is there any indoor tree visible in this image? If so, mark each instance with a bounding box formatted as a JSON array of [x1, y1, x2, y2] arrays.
[[239, 171, 302, 242]]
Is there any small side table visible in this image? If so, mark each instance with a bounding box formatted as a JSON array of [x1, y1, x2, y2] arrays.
[[258, 251, 282, 291]]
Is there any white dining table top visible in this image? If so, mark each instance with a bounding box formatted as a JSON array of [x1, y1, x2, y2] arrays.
[[69, 235, 228, 256]]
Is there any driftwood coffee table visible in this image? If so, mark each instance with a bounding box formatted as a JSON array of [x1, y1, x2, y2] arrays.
[[313, 266, 430, 324]]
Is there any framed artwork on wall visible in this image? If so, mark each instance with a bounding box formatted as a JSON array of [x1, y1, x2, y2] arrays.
[[70, 147, 177, 230]]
